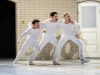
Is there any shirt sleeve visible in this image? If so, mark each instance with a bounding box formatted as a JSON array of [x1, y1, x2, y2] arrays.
[[18, 28, 30, 41], [57, 19, 62, 27], [39, 22, 46, 32], [73, 22, 80, 34]]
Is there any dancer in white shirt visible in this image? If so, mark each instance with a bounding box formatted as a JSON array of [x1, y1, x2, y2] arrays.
[[29, 12, 61, 65], [54, 12, 89, 64], [13, 19, 41, 64]]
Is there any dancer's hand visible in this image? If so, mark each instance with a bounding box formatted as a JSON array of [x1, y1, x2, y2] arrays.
[[75, 34, 80, 39], [43, 30, 46, 33]]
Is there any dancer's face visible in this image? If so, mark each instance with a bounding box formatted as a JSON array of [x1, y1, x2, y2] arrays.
[[50, 14, 58, 21], [32, 22, 40, 28], [64, 15, 71, 21]]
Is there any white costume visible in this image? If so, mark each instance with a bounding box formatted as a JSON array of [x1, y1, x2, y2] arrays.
[[13, 24, 40, 63], [29, 19, 61, 62], [55, 20, 85, 62]]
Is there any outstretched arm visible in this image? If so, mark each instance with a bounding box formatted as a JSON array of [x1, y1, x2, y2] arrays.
[[17, 28, 30, 43]]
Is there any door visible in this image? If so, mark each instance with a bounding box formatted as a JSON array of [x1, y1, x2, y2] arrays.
[[78, 1, 100, 58]]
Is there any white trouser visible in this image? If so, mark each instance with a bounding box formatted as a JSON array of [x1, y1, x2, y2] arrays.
[[29, 35, 58, 62], [55, 34, 85, 62], [14, 40, 39, 63]]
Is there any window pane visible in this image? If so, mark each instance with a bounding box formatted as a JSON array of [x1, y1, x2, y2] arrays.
[[82, 6, 96, 28]]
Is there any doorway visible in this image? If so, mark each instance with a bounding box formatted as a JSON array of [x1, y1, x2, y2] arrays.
[[78, 1, 100, 58], [0, 0, 16, 59]]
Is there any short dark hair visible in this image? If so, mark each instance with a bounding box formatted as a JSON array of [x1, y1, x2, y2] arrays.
[[50, 12, 58, 17], [32, 19, 40, 24]]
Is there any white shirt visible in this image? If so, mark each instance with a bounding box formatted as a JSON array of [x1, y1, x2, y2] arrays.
[[19, 28, 40, 44], [42, 19, 61, 38], [60, 20, 80, 36]]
